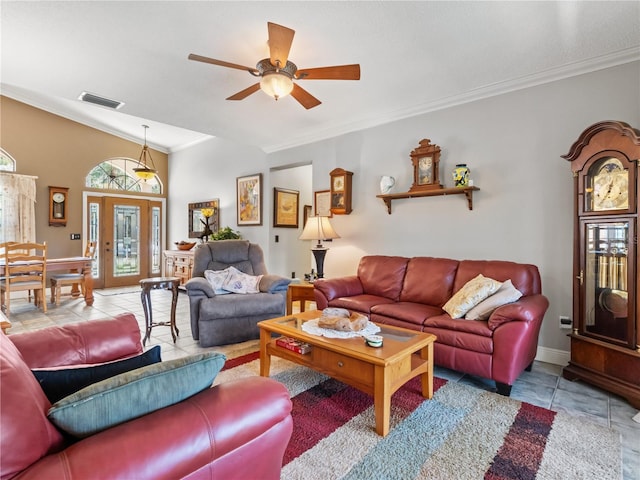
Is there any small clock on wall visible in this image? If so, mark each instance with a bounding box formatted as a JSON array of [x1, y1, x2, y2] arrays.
[[330, 168, 353, 215], [409, 138, 443, 193], [49, 186, 69, 226]]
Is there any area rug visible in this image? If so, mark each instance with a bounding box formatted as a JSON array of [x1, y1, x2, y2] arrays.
[[216, 350, 622, 480]]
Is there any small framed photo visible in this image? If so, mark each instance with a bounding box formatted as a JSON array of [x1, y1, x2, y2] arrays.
[[237, 173, 262, 226], [303, 204, 312, 228], [273, 187, 299, 228], [314, 190, 332, 217]]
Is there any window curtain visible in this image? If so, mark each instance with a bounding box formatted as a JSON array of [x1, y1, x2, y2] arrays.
[[0, 172, 38, 243]]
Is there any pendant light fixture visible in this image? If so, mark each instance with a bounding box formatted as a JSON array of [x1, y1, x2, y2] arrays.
[[133, 125, 157, 180]]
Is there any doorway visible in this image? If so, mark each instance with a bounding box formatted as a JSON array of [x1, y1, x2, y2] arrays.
[[86, 194, 164, 288]]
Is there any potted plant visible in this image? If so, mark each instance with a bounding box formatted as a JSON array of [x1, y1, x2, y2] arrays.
[[210, 226, 242, 241]]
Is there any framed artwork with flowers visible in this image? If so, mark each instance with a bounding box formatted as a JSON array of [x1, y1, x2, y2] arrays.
[[189, 200, 219, 238], [237, 173, 262, 226]]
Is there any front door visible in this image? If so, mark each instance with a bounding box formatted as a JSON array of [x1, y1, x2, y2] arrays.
[[86, 195, 163, 288]]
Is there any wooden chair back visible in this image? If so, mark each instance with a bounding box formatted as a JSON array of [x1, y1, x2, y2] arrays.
[[1, 241, 47, 315]]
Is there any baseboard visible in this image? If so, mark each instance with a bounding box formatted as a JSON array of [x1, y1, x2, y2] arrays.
[[535, 346, 570, 366]]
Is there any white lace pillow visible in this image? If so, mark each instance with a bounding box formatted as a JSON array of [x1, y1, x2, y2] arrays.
[[464, 279, 523, 320], [221, 266, 263, 294], [204, 269, 232, 295], [443, 274, 502, 319]]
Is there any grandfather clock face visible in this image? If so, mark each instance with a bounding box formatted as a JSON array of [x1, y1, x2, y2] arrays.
[[589, 157, 629, 212]]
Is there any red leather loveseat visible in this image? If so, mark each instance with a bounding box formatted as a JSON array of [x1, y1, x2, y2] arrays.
[[314, 255, 549, 395], [1, 313, 292, 480]]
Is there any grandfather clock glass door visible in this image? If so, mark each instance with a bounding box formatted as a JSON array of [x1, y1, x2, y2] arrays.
[[581, 220, 634, 346]]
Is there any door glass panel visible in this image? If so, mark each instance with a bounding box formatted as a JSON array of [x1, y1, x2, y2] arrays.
[[151, 205, 161, 275], [88, 202, 100, 278], [584, 221, 629, 343], [113, 205, 140, 277]]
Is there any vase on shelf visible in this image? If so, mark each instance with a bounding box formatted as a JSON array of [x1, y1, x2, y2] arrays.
[[452, 164, 470, 187], [379, 175, 395, 194]]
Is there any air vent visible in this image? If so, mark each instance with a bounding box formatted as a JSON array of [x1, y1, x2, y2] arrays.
[[78, 92, 125, 109]]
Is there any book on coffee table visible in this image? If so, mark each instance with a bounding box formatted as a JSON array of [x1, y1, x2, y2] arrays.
[[276, 336, 312, 354]]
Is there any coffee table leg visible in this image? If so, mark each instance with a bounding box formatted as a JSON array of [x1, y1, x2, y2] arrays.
[[374, 366, 391, 437], [421, 342, 434, 399], [259, 329, 271, 377]]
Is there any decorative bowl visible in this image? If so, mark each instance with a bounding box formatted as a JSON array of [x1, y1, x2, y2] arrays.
[[175, 242, 196, 251]]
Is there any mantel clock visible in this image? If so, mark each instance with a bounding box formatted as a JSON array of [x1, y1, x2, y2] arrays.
[[561, 120, 640, 409], [330, 168, 353, 215], [409, 138, 443, 192], [48, 186, 69, 227]]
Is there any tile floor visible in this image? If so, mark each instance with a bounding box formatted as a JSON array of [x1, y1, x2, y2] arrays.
[[4, 288, 640, 479]]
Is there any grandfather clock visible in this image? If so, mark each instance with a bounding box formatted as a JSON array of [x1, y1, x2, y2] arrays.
[[561, 120, 640, 408]]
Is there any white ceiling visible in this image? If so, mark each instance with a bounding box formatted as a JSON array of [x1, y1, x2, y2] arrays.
[[2, 1, 639, 154]]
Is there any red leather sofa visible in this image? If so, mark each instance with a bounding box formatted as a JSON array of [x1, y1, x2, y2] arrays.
[[0, 313, 292, 480], [314, 255, 549, 395]]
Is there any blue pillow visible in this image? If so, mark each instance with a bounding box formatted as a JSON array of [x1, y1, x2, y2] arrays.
[[48, 351, 226, 438], [33, 346, 161, 404]]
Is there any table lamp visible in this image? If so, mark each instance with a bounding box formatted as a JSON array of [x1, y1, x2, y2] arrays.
[[299, 216, 340, 279]]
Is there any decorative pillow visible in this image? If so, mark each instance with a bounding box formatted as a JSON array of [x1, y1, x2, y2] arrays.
[[48, 351, 226, 438], [442, 274, 502, 319], [33, 345, 161, 404], [222, 266, 263, 294], [204, 268, 232, 295], [464, 279, 523, 320]]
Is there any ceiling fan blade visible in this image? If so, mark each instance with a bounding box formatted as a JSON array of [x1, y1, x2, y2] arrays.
[[267, 22, 295, 67], [290, 84, 321, 109], [188, 53, 259, 75], [226, 83, 261, 101], [296, 64, 361, 80]]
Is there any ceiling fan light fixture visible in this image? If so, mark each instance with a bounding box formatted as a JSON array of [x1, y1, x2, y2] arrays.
[[260, 72, 294, 100]]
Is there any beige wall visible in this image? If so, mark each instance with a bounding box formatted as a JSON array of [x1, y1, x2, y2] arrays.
[[0, 96, 168, 258]]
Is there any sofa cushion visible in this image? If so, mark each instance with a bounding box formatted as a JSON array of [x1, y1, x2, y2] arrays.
[[453, 260, 541, 297], [400, 257, 459, 306], [48, 351, 226, 438], [465, 279, 523, 320], [1, 334, 65, 480], [33, 345, 162, 404], [443, 274, 502, 318], [424, 314, 493, 338], [328, 294, 396, 315], [222, 266, 262, 294], [204, 268, 233, 295], [357, 255, 409, 301], [371, 302, 444, 326]]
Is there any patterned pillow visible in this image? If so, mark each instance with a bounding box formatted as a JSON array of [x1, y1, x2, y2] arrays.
[[204, 269, 232, 295], [222, 266, 263, 294], [48, 351, 226, 438], [443, 274, 502, 319], [465, 279, 523, 320]]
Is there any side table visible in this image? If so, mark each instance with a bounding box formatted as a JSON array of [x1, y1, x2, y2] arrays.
[[139, 277, 180, 346], [286, 282, 316, 315]]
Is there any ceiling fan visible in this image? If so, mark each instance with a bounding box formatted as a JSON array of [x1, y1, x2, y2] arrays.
[[188, 22, 360, 109]]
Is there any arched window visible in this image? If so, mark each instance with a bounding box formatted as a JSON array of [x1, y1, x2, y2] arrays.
[[0, 148, 17, 172], [86, 158, 162, 194]]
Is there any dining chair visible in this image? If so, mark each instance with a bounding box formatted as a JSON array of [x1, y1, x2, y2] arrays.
[[49, 241, 96, 306], [0, 241, 47, 316]]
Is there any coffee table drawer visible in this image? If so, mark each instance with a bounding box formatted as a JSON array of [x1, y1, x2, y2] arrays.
[[312, 348, 374, 385]]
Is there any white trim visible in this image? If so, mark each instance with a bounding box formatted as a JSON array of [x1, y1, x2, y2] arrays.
[[535, 345, 570, 367]]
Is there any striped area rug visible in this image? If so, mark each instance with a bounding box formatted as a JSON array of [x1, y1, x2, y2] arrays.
[[216, 350, 621, 480]]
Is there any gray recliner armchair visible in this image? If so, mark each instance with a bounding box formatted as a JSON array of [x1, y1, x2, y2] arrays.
[[185, 240, 291, 347]]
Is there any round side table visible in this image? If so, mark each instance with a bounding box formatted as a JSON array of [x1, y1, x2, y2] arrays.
[[139, 277, 180, 346]]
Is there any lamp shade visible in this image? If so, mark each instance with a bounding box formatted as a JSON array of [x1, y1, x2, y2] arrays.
[[299, 216, 340, 244]]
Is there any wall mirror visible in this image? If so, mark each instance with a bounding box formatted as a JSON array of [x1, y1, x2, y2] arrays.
[[188, 200, 219, 238]]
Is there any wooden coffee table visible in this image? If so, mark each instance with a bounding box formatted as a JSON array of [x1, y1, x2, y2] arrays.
[[258, 310, 436, 437]]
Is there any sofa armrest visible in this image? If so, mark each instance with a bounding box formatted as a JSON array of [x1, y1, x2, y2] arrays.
[[260, 274, 291, 294], [185, 276, 216, 298], [313, 276, 364, 309], [488, 294, 549, 330], [9, 313, 142, 369], [17, 377, 293, 480]]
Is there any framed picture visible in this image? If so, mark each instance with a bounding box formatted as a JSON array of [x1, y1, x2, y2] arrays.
[[314, 190, 332, 217], [273, 187, 299, 228], [303, 204, 312, 228], [237, 173, 262, 226], [189, 200, 219, 238]]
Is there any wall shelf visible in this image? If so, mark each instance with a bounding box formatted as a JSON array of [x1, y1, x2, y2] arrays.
[[376, 186, 480, 214]]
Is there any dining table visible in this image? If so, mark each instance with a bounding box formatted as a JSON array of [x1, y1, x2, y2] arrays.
[[0, 256, 94, 306]]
